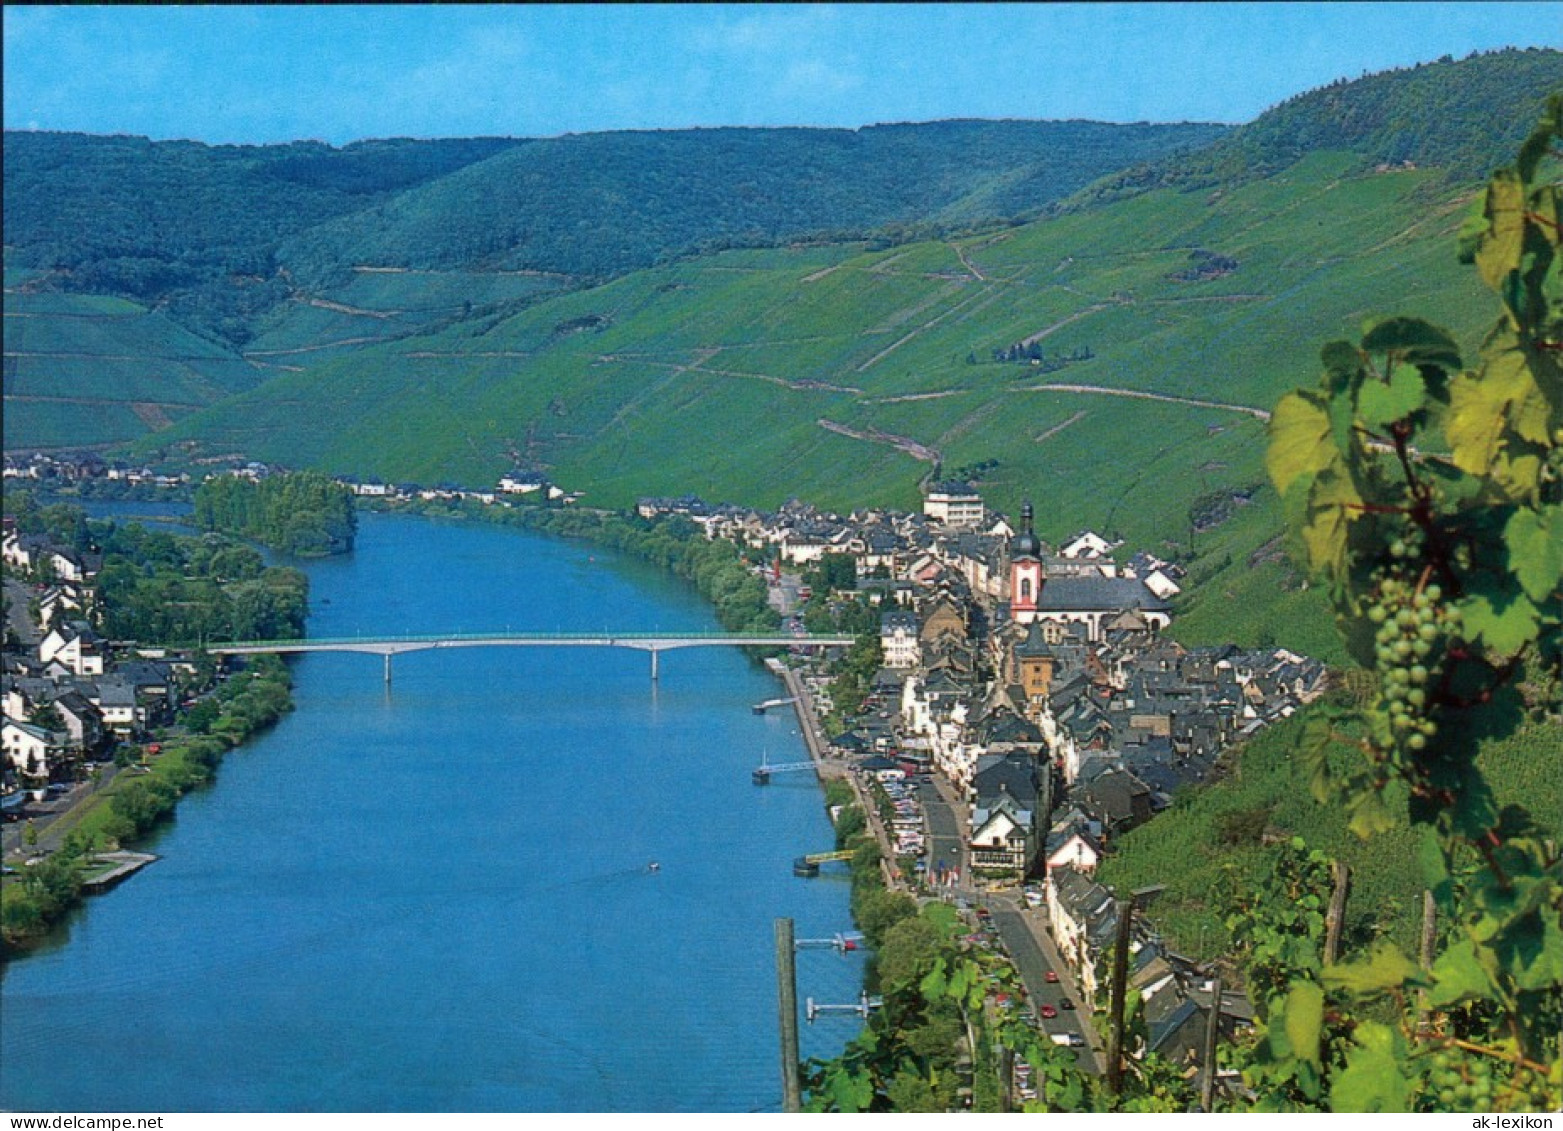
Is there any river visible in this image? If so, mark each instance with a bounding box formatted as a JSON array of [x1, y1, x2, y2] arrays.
[[0, 511, 864, 1112]]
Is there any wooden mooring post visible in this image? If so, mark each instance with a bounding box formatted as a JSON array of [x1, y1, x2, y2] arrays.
[[1324, 860, 1350, 965], [775, 917, 802, 1113]]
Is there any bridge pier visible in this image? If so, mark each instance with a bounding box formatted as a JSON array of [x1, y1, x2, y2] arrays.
[[650, 647, 659, 682], [384, 653, 392, 687]]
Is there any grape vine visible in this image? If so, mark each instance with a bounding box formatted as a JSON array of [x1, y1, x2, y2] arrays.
[[1263, 97, 1563, 1111]]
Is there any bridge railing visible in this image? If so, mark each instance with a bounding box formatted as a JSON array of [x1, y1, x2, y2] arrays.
[[208, 630, 855, 650]]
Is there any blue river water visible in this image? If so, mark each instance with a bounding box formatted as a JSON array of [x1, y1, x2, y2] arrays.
[[0, 512, 863, 1112]]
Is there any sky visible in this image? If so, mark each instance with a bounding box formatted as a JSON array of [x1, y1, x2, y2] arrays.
[[3, 3, 1558, 145]]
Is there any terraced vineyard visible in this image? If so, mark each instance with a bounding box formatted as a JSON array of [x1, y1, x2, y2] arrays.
[[3, 289, 268, 449]]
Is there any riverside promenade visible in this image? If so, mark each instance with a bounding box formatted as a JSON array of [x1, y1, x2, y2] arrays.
[[767, 658, 847, 782], [768, 658, 902, 877]]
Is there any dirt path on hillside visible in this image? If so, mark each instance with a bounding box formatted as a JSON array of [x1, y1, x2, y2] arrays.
[[244, 337, 393, 357], [856, 282, 995, 373], [1018, 305, 1111, 349], [300, 296, 399, 319], [1015, 382, 1272, 420], [5, 394, 202, 409], [1033, 410, 1089, 444], [862, 390, 966, 405], [817, 419, 940, 463], [604, 352, 862, 395], [950, 243, 987, 282], [5, 350, 243, 364]]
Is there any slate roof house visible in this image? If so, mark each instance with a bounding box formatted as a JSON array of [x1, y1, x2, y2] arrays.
[[967, 747, 1051, 878]]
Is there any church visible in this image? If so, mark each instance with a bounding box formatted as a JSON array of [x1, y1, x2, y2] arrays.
[[1005, 502, 1173, 643]]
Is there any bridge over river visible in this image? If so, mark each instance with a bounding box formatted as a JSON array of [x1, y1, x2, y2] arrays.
[[209, 631, 855, 683]]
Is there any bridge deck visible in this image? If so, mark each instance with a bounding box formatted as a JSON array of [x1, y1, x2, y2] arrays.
[[209, 631, 854, 655]]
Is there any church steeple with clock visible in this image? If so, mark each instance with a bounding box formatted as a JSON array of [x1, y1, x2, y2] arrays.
[[1010, 501, 1044, 623]]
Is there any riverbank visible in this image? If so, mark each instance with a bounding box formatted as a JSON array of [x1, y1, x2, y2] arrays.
[[0, 655, 294, 952]]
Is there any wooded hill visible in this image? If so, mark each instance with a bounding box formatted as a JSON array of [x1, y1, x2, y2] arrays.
[[3, 117, 1229, 454], [3, 119, 1228, 349], [6, 49, 1562, 658]]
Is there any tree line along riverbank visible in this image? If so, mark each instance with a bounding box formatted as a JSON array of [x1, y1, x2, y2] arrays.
[[2, 490, 308, 951], [1, 655, 293, 952]]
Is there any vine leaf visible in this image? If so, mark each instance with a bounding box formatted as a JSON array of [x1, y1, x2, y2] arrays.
[[1360, 316, 1462, 372], [1504, 504, 1562, 605], [1473, 169, 1528, 310], [1459, 589, 1540, 657], [1322, 943, 1423, 999], [1301, 471, 1363, 578], [1295, 713, 1337, 803], [1329, 1022, 1412, 1112], [1445, 346, 1551, 491], [1345, 783, 1397, 839], [824, 1066, 875, 1113], [1268, 390, 1339, 497], [1508, 909, 1563, 994], [1427, 938, 1496, 1008], [1283, 980, 1324, 1066], [1356, 363, 1428, 429]]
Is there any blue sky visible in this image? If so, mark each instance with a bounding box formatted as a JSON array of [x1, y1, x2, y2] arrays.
[[3, 4, 1558, 144]]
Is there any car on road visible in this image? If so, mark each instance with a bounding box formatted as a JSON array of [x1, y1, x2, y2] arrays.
[[1044, 970, 1060, 983], [1040, 1004, 1058, 1019], [1059, 998, 1075, 1010]]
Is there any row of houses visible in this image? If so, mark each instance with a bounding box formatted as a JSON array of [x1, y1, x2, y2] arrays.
[[3, 452, 189, 489], [2, 528, 188, 787], [0, 451, 585, 508]]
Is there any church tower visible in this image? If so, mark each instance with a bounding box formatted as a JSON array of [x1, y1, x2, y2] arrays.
[[1010, 501, 1044, 623]]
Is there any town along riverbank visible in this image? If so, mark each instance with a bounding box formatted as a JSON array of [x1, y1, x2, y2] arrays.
[[0, 512, 864, 1112], [0, 653, 294, 952], [2, 493, 305, 952]]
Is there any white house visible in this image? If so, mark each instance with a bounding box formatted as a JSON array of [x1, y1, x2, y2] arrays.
[[1045, 829, 1102, 876], [498, 472, 549, 495], [969, 797, 1033, 876], [923, 482, 985, 528], [2, 718, 59, 782], [38, 584, 88, 630], [89, 680, 144, 737], [1060, 531, 1119, 560], [38, 622, 106, 677], [1140, 568, 1183, 600], [1045, 863, 1118, 1001], [880, 611, 922, 670]]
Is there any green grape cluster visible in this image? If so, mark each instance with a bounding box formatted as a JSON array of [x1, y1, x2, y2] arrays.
[[1423, 1047, 1561, 1113], [1497, 1067, 1563, 1114], [1423, 1046, 1498, 1111], [1365, 547, 1461, 756]]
